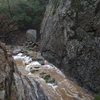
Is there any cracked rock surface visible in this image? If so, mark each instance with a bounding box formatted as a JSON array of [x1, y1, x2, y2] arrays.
[[40, 0, 100, 94]]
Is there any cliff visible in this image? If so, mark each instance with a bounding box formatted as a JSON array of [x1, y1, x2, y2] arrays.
[[40, 0, 100, 94]]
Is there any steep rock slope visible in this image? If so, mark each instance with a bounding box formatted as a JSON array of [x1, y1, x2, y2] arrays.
[[40, 0, 100, 94], [0, 42, 49, 100]]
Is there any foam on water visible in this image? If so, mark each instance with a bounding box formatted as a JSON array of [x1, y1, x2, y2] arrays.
[[13, 52, 93, 100], [25, 61, 41, 71], [13, 53, 32, 64]]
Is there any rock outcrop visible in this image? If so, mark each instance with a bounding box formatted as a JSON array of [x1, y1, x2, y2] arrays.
[[0, 42, 49, 100], [26, 29, 37, 43], [40, 0, 100, 94]]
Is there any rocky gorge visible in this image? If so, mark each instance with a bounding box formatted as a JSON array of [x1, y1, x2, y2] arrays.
[[0, 0, 100, 100], [0, 42, 93, 100]]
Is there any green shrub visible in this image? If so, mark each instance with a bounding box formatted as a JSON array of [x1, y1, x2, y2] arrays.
[[40, 72, 47, 75], [94, 95, 100, 100], [71, 0, 83, 11], [31, 70, 39, 74], [0, 0, 48, 31]]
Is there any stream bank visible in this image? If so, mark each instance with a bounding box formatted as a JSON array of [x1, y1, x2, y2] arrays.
[[12, 46, 93, 100]]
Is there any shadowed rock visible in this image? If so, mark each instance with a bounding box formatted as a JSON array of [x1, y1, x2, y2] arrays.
[[40, 0, 100, 94]]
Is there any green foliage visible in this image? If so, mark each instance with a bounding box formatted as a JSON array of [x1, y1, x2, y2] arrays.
[[0, 0, 48, 31], [31, 70, 39, 74], [40, 72, 47, 75], [71, 0, 83, 11], [42, 75, 51, 83], [40, 72, 57, 85], [94, 95, 100, 100], [40, 72, 51, 83]]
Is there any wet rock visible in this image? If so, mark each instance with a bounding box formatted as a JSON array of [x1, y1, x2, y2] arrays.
[[13, 51, 93, 100], [36, 52, 45, 65], [0, 42, 50, 100], [36, 59, 45, 65], [12, 48, 22, 55]]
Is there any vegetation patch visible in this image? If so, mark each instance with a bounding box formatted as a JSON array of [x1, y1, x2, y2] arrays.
[[94, 95, 100, 100], [0, 0, 48, 41], [40, 72, 47, 75], [78, 93, 82, 98], [31, 70, 39, 74], [43, 75, 51, 83], [40, 72, 57, 85], [71, 0, 83, 12]]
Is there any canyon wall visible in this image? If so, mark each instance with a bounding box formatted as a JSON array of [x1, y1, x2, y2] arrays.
[[40, 0, 100, 94]]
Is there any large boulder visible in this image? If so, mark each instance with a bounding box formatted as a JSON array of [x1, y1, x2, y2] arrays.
[[40, 0, 100, 94], [26, 29, 37, 43]]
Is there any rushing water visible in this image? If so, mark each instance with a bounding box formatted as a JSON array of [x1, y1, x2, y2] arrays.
[[13, 51, 93, 100]]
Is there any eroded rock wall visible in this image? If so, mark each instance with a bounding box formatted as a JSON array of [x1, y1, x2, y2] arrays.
[[0, 42, 49, 100], [40, 0, 100, 94]]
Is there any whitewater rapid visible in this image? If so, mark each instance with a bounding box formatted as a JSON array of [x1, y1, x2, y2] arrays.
[[13, 52, 93, 100]]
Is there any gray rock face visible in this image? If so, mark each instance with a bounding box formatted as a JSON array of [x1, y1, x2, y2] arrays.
[[40, 0, 100, 94], [26, 29, 37, 43], [0, 42, 49, 100]]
